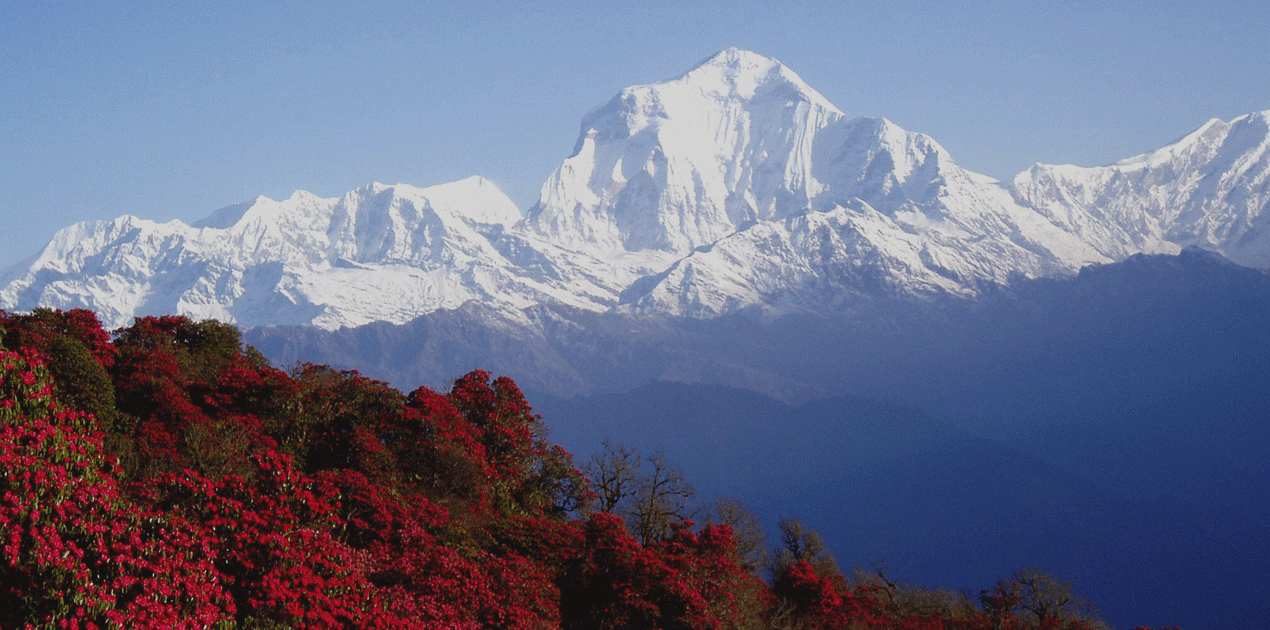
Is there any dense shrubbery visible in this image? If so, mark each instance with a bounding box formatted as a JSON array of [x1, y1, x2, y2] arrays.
[[0, 308, 1177, 629]]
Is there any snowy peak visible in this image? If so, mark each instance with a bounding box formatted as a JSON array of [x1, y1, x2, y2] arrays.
[[1110, 117, 1230, 172], [1010, 109, 1270, 265], [323, 178, 521, 265], [584, 47, 842, 138], [1106, 111, 1270, 174], [4, 51, 1270, 334], [407, 176, 522, 228], [670, 47, 842, 115], [809, 116, 963, 212], [523, 46, 1098, 312], [525, 49, 851, 256], [0, 177, 550, 330]]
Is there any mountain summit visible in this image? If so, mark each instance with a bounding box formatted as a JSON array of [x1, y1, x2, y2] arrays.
[[522, 49, 1109, 316], [1012, 110, 1270, 266], [3, 50, 1268, 328], [525, 47, 849, 257]]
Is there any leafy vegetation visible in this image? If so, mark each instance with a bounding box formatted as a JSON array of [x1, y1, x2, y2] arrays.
[[0, 308, 1178, 629]]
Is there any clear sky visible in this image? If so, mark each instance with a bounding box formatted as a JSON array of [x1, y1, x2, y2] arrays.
[[3, 0, 1268, 269]]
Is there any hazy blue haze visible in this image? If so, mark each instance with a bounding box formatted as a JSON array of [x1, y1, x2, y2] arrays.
[[243, 248, 1270, 629]]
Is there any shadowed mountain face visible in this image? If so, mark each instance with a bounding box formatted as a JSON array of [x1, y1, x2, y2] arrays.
[[6, 48, 1270, 629], [531, 382, 1266, 630], [247, 248, 1270, 630]]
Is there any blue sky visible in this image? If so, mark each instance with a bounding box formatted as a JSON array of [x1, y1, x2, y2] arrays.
[[3, 0, 1268, 269]]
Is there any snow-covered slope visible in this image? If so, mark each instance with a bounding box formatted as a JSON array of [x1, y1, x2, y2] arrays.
[[527, 48, 1107, 316], [1011, 111, 1270, 267], [3, 49, 1268, 330], [525, 48, 846, 255], [0, 177, 611, 329]]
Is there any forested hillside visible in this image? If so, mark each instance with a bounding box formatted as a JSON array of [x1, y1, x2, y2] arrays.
[[0, 308, 1175, 629]]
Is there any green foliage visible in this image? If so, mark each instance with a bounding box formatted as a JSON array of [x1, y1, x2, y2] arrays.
[[0, 308, 119, 431], [113, 315, 244, 379]]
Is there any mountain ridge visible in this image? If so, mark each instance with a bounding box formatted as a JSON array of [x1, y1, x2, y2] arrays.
[[3, 49, 1268, 330], [5, 49, 1266, 630]]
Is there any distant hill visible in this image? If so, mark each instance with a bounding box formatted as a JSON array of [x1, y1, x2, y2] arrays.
[[250, 247, 1270, 630], [5, 47, 1270, 629]]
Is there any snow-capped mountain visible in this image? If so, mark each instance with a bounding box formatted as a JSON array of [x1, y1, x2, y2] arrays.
[[525, 48, 847, 255], [0, 177, 613, 329], [525, 48, 1109, 316], [1011, 111, 1270, 267], [3, 48, 1268, 330]]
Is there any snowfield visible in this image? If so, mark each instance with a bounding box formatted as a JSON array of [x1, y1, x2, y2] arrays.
[[4, 49, 1269, 330]]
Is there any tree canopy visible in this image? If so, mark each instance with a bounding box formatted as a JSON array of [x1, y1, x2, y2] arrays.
[[0, 309, 1175, 630]]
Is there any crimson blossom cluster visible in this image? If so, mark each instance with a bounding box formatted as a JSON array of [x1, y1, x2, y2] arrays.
[[0, 309, 1177, 630]]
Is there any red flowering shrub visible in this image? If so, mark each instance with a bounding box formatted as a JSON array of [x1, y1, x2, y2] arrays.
[[556, 512, 762, 630], [0, 308, 120, 433], [0, 311, 1173, 629], [657, 521, 768, 630], [976, 583, 1025, 630], [290, 363, 414, 479], [0, 308, 116, 368], [109, 316, 294, 481], [0, 350, 234, 629], [317, 468, 562, 629], [770, 559, 862, 629], [444, 370, 591, 518], [403, 382, 493, 508]]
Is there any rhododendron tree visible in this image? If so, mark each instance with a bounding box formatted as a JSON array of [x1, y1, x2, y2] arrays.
[[558, 511, 704, 630], [316, 468, 563, 629], [0, 350, 234, 629], [0, 310, 1173, 630], [656, 520, 767, 629], [108, 315, 294, 481], [143, 454, 373, 629], [0, 308, 119, 431], [444, 370, 591, 518]]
